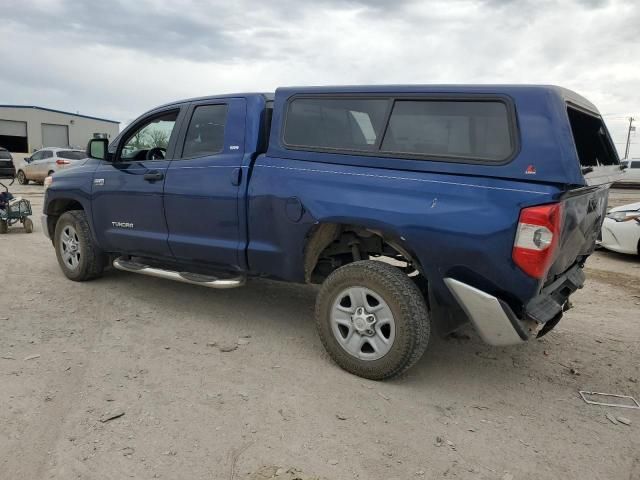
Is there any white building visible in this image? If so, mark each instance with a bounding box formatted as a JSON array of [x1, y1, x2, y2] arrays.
[[0, 105, 119, 155]]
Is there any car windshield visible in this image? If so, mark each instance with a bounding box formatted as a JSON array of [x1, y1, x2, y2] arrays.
[[57, 150, 86, 160]]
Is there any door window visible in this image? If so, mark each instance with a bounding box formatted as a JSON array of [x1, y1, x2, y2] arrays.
[[120, 111, 179, 161], [31, 151, 44, 161], [58, 150, 86, 160], [181, 105, 228, 158], [41, 150, 53, 159]]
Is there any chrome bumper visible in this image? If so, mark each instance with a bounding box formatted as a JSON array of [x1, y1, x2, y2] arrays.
[[444, 278, 528, 346], [41, 214, 50, 239]]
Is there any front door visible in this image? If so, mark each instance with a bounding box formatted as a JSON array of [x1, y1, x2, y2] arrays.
[[29, 149, 52, 181], [163, 98, 246, 269], [91, 107, 183, 258]]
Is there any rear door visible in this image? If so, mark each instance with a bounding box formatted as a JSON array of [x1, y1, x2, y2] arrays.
[[163, 97, 246, 269], [91, 107, 184, 258]]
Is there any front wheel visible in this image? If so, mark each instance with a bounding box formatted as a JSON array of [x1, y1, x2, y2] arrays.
[[315, 260, 430, 380], [17, 170, 28, 185], [54, 210, 105, 281]]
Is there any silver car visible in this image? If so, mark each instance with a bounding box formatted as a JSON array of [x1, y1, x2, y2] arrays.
[[17, 147, 87, 185]]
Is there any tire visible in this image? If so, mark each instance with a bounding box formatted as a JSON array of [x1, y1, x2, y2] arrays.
[[54, 210, 106, 281], [23, 217, 34, 233], [315, 260, 430, 380], [17, 170, 28, 185], [47, 171, 54, 177], [0, 220, 7, 234]]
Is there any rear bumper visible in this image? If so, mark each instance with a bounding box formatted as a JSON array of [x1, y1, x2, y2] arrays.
[[445, 265, 585, 346], [0, 167, 16, 179], [444, 278, 529, 346]]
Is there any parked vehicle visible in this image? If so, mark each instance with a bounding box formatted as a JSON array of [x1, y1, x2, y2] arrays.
[[17, 147, 87, 184], [618, 159, 640, 185], [0, 147, 16, 179], [0, 154, 33, 233], [42, 85, 621, 379], [599, 202, 640, 255]]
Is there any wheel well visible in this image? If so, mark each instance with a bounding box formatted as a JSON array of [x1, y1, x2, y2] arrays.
[[45, 199, 84, 239], [304, 223, 422, 284]]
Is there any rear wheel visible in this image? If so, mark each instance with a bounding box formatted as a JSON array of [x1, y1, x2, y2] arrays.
[[54, 210, 105, 281], [315, 260, 430, 380], [17, 170, 28, 185], [47, 170, 54, 177]]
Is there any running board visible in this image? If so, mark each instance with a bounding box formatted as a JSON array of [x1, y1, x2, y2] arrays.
[[113, 258, 245, 289]]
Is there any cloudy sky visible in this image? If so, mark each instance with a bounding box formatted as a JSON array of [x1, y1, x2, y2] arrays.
[[1, 0, 639, 156]]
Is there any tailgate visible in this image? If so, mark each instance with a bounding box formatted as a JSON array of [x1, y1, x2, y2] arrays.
[[546, 184, 608, 282]]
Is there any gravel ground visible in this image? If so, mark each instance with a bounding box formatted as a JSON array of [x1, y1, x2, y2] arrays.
[[0, 185, 638, 480]]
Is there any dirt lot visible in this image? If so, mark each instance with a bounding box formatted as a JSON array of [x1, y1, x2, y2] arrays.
[[1, 185, 639, 480]]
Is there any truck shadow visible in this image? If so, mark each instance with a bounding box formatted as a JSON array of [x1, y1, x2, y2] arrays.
[[105, 270, 557, 391]]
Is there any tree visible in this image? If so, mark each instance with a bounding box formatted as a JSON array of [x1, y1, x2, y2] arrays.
[[147, 129, 169, 149]]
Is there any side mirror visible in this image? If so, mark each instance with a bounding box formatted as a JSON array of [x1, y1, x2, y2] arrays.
[[24, 157, 31, 163], [87, 138, 111, 161]]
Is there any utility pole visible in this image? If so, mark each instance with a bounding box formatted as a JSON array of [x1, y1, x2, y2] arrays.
[[624, 116, 635, 160]]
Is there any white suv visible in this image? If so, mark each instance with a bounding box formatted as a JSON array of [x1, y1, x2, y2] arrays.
[[17, 147, 87, 185]]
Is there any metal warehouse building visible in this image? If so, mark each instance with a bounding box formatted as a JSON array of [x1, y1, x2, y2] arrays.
[[0, 105, 119, 154]]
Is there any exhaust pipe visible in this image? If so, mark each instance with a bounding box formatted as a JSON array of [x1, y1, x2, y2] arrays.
[[113, 258, 245, 289]]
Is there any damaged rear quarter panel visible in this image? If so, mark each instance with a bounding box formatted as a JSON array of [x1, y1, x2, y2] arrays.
[[247, 155, 559, 329]]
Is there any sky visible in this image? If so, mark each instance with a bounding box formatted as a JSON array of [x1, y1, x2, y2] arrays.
[[1, 0, 639, 157]]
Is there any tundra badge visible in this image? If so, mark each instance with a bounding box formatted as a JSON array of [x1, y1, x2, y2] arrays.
[[112, 221, 134, 229]]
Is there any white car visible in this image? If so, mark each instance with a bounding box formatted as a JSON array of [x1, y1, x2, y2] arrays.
[[618, 160, 640, 185], [599, 201, 640, 256], [16, 147, 87, 185]]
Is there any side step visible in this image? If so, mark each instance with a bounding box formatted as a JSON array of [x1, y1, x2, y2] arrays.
[[113, 258, 246, 289]]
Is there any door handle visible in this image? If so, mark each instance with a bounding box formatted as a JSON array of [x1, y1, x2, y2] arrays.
[[143, 171, 164, 182]]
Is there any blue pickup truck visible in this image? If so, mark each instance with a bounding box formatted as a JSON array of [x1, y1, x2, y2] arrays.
[[42, 85, 621, 379]]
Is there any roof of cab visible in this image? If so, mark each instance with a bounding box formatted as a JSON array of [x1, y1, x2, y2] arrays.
[[157, 92, 274, 110], [275, 84, 598, 114]]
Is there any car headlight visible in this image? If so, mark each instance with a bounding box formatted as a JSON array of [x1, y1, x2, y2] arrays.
[[606, 210, 640, 222]]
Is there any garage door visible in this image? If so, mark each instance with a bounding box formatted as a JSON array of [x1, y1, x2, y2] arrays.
[[42, 123, 69, 148], [0, 119, 28, 153]]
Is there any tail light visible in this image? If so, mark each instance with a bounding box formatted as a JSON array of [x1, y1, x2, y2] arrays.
[[512, 203, 563, 279], [55, 159, 70, 165]]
